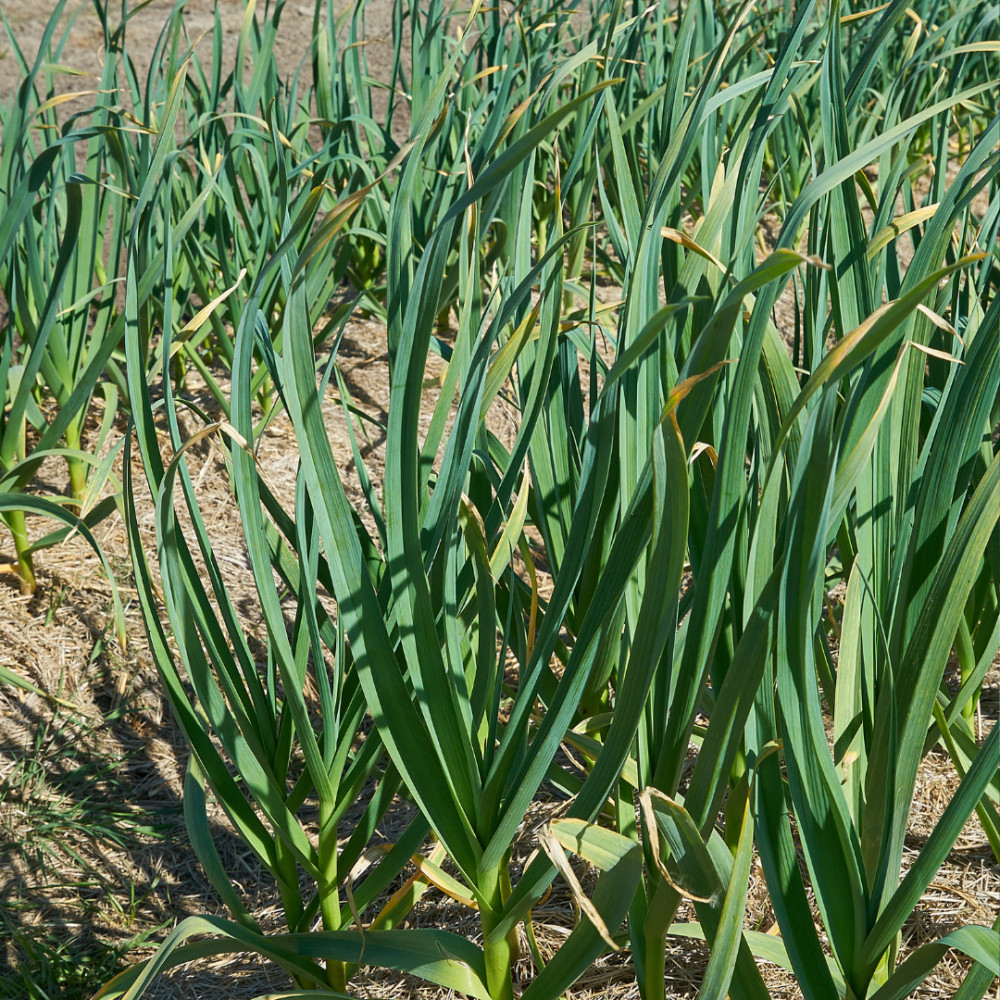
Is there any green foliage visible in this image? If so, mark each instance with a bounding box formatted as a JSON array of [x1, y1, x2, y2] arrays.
[[0, 703, 169, 1000], [1, 0, 997, 997]]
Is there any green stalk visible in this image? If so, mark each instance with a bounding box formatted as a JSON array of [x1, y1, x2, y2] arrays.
[[64, 414, 87, 506], [317, 801, 348, 991], [953, 616, 978, 732], [0, 395, 34, 593], [641, 877, 680, 1000], [273, 838, 305, 941], [478, 860, 515, 1000], [325, 954, 348, 993], [2, 508, 36, 595]]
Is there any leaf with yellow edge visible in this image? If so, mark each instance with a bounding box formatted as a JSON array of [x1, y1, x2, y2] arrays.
[[661, 226, 728, 273], [488, 465, 531, 580], [538, 820, 623, 949], [867, 204, 940, 259], [33, 90, 109, 117], [481, 300, 542, 421]]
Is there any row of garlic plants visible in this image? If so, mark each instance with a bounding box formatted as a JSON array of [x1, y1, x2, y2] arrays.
[[1, 1, 996, 998]]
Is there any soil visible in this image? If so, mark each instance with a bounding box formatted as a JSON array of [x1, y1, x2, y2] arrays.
[[0, 3, 997, 1000], [0, 0, 400, 102]]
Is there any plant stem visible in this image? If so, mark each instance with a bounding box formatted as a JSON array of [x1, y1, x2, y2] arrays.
[[478, 861, 515, 1000], [954, 615, 978, 732], [275, 838, 305, 937], [318, 802, 349, 991], [63, 416, 88, 512], [3, 510, 37, 595]]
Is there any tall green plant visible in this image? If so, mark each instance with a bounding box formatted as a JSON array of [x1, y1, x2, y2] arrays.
[[93, 0, 999, 997], [103, 7, 637, 998], [0, 1, 126, 592]]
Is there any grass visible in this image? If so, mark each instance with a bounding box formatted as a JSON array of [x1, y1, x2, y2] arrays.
[[0, 695, 173, 999], [0, 0, 997, 998]]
